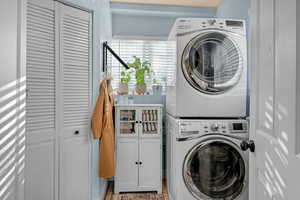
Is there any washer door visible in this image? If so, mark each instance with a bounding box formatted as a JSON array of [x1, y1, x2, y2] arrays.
[[182, 32, 243, 94], [183, 138, 246, 199]]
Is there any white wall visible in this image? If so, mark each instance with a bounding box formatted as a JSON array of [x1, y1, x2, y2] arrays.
[[0, 0, 26, 199], [296, 0, 300, 154], [62, 0, 112, 199]]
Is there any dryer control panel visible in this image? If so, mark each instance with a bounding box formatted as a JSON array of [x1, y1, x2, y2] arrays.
[[175, 18, 246, 36]]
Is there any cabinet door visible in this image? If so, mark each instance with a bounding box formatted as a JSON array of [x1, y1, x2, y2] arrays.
[[140, 108, 161, 138], [139, 139, 161, 192], [115, 138, 139, 193], [117, 108, 138, 137], [56, 3, 92, 200], [25, 0, 56, 200]]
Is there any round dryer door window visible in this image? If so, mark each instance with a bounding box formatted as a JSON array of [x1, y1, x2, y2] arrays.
[[182, 32, 243, 94], [183, 139, 246, 199]]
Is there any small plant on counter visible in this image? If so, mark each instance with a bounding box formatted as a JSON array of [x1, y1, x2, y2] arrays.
[[118, 69, 132, 95], [128, 56, 154, 95]]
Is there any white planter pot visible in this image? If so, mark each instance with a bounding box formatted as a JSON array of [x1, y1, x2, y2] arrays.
[[118, 82, 128, 95]]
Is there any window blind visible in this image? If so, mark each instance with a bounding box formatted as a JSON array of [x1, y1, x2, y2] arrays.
[[108, 39, 176, 93]]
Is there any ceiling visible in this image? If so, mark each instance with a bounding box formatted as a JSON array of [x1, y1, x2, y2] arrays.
[[110, 0, 224, 8]]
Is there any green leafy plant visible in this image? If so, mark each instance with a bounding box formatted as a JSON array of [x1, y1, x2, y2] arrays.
[[128, 56, 154, 86], [120, 70, 132, 84]]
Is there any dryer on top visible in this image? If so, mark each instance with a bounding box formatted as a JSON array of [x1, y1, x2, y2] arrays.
[[167, 18, 248, 118]]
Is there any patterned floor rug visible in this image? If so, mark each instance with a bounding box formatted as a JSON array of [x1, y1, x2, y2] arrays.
[[112, 193, 165, 200], [105, 182, 169, 200]]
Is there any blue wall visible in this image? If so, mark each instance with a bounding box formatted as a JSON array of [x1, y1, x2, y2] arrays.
[[65, 0, 111, 199], [217, 0, 250, 20], [216, 0, 251, 34], [111, 2, 217, 38], [217, 0, 251, 115]]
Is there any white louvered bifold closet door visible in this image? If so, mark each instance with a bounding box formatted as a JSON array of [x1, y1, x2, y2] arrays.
[[25, 0, 56, 200], [25, 1, 92, 200], [57, 3, 92, 200]]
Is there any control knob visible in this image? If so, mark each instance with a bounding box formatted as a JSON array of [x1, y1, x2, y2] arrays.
[[210, 123, 219, 132], [208, 19, 217, 25]]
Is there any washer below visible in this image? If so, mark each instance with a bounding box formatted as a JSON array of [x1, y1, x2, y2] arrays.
[[166, 116, 249, 200]]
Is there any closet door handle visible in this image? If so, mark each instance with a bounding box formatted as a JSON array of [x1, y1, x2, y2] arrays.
[[74, 130, 79, 135], [139, 162, 142, 165], [135, 162, 138, 165]]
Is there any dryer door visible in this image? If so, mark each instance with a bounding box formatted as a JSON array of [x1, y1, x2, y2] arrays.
[[183, 137, 247, 199], [182, 31, 243, 94]]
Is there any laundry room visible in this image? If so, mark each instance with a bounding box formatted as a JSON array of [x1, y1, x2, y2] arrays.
[[1, 0, 300, 200]]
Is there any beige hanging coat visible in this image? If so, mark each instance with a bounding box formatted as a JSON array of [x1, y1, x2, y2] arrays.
[[92, 79, 115, 178]]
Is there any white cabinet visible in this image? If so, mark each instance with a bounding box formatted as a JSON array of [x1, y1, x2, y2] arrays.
[[114, 105, 163, 194], [139, 139, 161, 189], [116, 138, 139, 189], [25, 1, 92, 200]]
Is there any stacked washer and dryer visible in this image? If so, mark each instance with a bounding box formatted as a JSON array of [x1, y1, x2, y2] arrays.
[[166, 18, 249, 200]]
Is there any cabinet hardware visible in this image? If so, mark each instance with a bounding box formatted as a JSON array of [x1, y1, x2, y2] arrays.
[[74, 130, 79, 135]]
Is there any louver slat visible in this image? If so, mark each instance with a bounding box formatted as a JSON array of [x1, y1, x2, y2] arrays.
[[61, 11, 90, 128], [26, 2, 55, 132]]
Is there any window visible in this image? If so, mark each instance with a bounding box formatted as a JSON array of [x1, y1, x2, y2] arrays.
[[108, 39, 176, 93]]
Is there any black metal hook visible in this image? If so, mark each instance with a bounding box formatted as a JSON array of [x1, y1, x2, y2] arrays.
[[102, 41, 129, 73]]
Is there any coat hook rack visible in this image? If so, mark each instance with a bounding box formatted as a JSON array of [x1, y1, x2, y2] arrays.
[[102, 41, 129, 73]]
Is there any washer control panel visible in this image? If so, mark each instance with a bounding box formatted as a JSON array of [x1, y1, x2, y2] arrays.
[[179, 120, 248, 137]]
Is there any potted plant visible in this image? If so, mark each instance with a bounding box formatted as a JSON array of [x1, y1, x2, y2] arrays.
[[118, 70, 132, 95], [128, 56, 153, 95]]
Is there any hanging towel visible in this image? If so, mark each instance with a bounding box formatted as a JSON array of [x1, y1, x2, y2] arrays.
[[92, 78, 115, 178]]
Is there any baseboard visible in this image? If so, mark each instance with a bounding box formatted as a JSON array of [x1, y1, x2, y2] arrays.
[[99, 180, 108, 200]]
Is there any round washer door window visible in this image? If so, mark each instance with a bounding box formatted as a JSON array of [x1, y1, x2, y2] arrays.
[[182, 32, 243, 94], [183, 139, 246, 199]]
